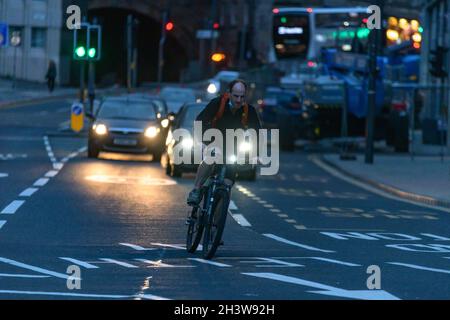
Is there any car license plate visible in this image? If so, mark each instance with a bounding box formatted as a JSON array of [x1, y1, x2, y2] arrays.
[[114, 138, 137, 146]]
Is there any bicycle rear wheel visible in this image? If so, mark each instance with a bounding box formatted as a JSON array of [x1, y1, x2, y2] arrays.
[[186, 195, 206, 253], [202, 188, 230, 259]]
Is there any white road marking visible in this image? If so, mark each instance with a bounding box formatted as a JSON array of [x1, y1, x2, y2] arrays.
[[150, 243, 185, 250], [99, 259, 139, 268], [263, 204, 274, 208], [242, 272, 400, 300], [285, 219, 297, 223], [0, 290, 170, 300], [270, 209, 281, 213], [295, 225, 307, 230], [45, 170, 59, 178], [388, 262, 450, 274], [187, 258, 232, 267], [0, 173, 9, 178], [119, 243, 157, 251], [0, 273, 50, 278], [34, 178, 49, 187], [68, 152, 78, 159], [230, 214, 252, 227], [277, 214, 288, 218], [1, 200, 25, 214], [249, 258, 303, 267], [263, 234, 335, 253], [53, 163, 64, 170], [306, 257, 361, 267], [19, 188, 39, 197], [0, 257, 75, 280], [135, 259, 195, 268], [59, 258, 99, 269], [0, 221, 6, 229], [229, 201, 238, 211]]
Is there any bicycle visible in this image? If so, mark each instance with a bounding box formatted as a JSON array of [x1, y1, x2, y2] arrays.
[[186, 164, 232, 259]]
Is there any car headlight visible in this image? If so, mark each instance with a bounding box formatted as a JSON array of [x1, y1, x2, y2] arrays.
[[239, 142, 252, 153], [207, 83, 218, 94], [94, 124, 108, 135], [228, 155, 237, 163], [182, 138, 194, 149], [161, 119, 170, 128], [145, 126, 159, 138]]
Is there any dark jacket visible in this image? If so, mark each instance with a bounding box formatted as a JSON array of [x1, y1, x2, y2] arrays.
[[196, 95, 262, 136], [46, 63, 57, 79]]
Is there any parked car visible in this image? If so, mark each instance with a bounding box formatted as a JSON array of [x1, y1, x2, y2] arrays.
[[164, 102, 257, 180], [86, 96, 165, 161], [258, 87, 309, 151], [159, 86, 197, 113]]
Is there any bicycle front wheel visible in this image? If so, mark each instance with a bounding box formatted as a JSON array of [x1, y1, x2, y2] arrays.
[[202, 188, 230, 259], [186, 196, 206, 253]]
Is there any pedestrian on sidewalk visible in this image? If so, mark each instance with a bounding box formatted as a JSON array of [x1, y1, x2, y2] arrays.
[[45, 60, 57, 93]]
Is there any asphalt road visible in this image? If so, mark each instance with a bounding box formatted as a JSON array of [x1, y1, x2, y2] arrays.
[[1, 98, 450, 300]]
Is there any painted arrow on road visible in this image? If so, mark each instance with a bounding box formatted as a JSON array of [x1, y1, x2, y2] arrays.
[[242, 272, 400, 300]]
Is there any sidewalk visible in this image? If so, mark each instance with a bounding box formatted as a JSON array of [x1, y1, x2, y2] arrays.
[[321, 152, 450, 207], [0, 78, 78, 108]]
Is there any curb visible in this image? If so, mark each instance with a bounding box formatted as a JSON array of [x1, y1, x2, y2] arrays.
[[317, 154, 450, 210]]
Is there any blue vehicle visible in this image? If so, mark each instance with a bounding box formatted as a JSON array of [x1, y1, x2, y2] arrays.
[[257, 87, 311, 150]]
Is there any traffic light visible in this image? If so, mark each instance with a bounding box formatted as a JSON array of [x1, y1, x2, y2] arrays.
[[165, 21, 174, 32], [88, 25, 101, 61], [429, 46, 448, 78], [73, 23, 89, 60]]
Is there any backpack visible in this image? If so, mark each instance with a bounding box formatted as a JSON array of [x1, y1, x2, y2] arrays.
[[211, 93, 249, 129]]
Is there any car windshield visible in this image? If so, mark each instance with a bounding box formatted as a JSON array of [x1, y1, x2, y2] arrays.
[[181, 105, 205, 129], [98, 100, 157, 121], [160, 88, 196, 102]]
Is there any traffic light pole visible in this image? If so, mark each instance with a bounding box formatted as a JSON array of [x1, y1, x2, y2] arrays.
[[79, 61, 85, 103], [157, 11, 168, 84], [365, 28, 377, 164]]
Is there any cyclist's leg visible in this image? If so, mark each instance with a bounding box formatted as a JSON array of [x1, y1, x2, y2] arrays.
[[194, 161, 214, 189]]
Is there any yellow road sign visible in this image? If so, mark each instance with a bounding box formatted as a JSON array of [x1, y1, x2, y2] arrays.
[[71, 103, 84, 132]]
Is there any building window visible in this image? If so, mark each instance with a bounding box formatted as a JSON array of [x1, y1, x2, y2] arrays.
[[31, 27, 46, 48]]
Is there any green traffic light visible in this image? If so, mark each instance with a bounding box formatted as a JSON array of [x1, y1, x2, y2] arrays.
[[88, 48, 96, 58], [76, 46, 86, 57], [281, 17, 287, 23]]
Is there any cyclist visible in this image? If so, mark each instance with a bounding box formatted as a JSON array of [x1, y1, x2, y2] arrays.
[[187, 79, 262, 205]]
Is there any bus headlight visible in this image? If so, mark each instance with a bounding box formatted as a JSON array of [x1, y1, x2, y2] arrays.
[[145, 126, 159, 138], [94, 124, 108, 135]]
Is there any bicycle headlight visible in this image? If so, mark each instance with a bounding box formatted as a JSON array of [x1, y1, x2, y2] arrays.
[[161, 119, 170, 128], [182, 138, 194, 149], [239, 142, 252, 153]]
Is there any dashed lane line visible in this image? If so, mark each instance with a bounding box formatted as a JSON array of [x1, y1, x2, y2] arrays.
[[1, 200, 25, 215], [230, 214, 252, 227], [19, 188, 39, 197], [187, 258, 232, 268], [33, 178, 49, 187], [0, 221, 6, 229]]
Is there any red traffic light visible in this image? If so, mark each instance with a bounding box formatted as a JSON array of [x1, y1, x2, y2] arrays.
[[165, 21, 174, 31], [213, 23, 220, 29]]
